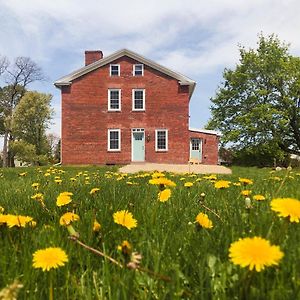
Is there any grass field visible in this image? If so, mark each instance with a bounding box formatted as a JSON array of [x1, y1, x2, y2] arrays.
[[0, 166, 299, 299]]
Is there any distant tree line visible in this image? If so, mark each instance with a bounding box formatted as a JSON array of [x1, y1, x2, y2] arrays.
[[0, 55, 60, 167]]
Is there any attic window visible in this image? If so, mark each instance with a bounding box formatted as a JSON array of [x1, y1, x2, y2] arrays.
[[133, 64, 143, 76], [110, 64, 120, 76]]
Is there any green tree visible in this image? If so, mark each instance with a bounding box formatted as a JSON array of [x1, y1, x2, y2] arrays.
[[11, 91, 53, 164], [207, 34, 300, 165]]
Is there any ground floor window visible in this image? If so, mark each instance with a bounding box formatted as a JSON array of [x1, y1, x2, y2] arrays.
[[155, 129, 168, 151], [108, 129, 121, 151]]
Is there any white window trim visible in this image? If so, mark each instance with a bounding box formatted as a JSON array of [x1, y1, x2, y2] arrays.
[[107, 129, 121, 151], [133, 64, 144, 76], [155, 129, 168, 152], [108, 89, 121, 111], [132, 89, 145, 111], [110, 64, 120, 76]]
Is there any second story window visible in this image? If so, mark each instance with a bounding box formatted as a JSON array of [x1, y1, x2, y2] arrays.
[[110, 64, 120, 76], [132, 89, 145, 111], [133, 64, 144, 76], [108, 89, 121, 111]]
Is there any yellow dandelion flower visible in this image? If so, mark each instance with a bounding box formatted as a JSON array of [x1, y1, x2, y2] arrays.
[[203, 174, 217, 181], [56, 192, 73, 207], [239, 178, 253, 185], [70, 177, 76, 182], [253, 195, 266, 201], [149, 178, 176, 187], [59, 212, 80, 226], [113, 210, 137, 230], [31, 183, 40, 189], [158, 189, 171, 202], [180, 177, 186, 181], [31, 193, 44, 201], [195, 212, 213, 229], [4, 215, 34, 228], [270, 198, 300, 223], [117, 240, 132, 255], [93, 220, 101, 232], [32, 247, 68, 271], [233, 182, 241, 187], [241, 190, 251, 197], [18, 172, 27, 177], [229, 236, 284, 272], [44, 172, 51, 177], [184, 182, 193, 188], [0, 206, 4, 213], [90, 188, 100, 194], [214, 180, 231, 189], [151, 172, 165, 178]]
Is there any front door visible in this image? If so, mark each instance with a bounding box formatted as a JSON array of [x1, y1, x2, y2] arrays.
[[190, 138, 202, 162], [132, 129, 145, 162]]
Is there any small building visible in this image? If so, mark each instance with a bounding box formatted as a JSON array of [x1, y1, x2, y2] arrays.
[[54, 49, 219, 165]]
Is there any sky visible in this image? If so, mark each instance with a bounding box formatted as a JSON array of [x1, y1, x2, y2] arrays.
[[1, 0, 300, 144]]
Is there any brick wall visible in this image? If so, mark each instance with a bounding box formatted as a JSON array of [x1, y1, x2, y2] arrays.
[[61, 56, 191, 164], [189, 131, 219, 165]]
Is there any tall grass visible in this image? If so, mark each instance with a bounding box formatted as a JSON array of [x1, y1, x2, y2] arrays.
[[0, 166, 299, 299]]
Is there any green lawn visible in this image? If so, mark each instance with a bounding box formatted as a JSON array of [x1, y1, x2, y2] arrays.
[[0, 166, 299, 299]]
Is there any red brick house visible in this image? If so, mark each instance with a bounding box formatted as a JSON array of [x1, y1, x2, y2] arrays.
[[54, 49, 219, 165]]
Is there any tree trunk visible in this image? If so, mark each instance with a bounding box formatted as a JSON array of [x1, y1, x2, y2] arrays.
[[2, 131, 8, 167], [8, 135, 15, 167]]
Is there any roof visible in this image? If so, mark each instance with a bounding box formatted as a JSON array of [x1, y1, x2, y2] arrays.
[[54, 48, 196, 98], [189, 127, 222, 136]]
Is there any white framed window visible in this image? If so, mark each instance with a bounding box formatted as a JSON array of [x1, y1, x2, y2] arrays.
[[110, 64, 120, 76], [108, 89, 121, 111], [155, 129, 168, 151], [108, 129, 121, 151], [133, 64, 144, 76], [132, 89, 145, 111]]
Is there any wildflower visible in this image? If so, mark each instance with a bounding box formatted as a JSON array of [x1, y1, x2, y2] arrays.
[[18, 172, 27, 177], [44, 172, 51, 177], [0, 206, 4, 213], [184, 182, 193, 188], [5, 215, 34, 228], [59, 212, 80, 226], [253, 195, 266, 201], [158, 189, 171, 202], [239, 178, 253, 185], [31, 193, 44, 202], [180, 177, 186, 181], [270, 198, 300, 223], [214, 180, 231, 189], [93, 220, 101, 232], [31, 183, 40, 189], [203, 174, 217, 181], [241, 190, 251, 197], [195, 212, 213, 229], [245, 197, 252, 209], [113, 210, 137, 230], [117, 240, 132, 255], [90, 188, 100, 194], [32, 247, 68, 271], [0, 280, 23, 300], [70, 177, 76, 182], [151, 172, 165, 178], [229, 236, 284, 272], [56, 192, 73, 207], [54, 179, 63, 184], [233, 182, 241, 187], [149, 178, 176, 187]]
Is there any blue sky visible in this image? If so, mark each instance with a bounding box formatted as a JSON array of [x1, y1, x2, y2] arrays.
[[1, 0, 300, 142]]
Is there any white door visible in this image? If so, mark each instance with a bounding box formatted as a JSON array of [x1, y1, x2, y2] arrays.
[[190, 138, 202, 162]]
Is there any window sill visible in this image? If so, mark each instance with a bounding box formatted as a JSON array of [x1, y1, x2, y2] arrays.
[[108, 110, 121, 112], [107, 150, 121, 152]]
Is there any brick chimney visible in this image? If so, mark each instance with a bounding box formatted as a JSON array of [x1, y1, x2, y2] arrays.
[[85, 50, 103, 66]]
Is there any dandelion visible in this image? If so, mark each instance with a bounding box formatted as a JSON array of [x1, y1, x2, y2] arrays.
[[241, 190, 251, 197], [5, 215, 34, 228], [229, 236, 284, 272], [44, 172, 51, 177], [90, 188, 100, 194], [18, 172, 27, 177], [0, 206, 4, 213], [56, 192, 73, 207], [32, 247, 68, 272], [214, 180, 231, 189], [32, 183, 40, 189], [158, 189, 171, 202], [31, 193, 44, 201], [113, 210, 137, 230], [203, 174, 217, 181], [184, 182, 193, 188], [93, 220, 101, 232], [117, 240, 132, 255], [195, 212, 213, 229], [239, 178, 253, 185], [70, 177, 76, 182], [54, 179, 62, 184], [253, 195, 266, 201], [149, 178, 176, 187], [59, 212, 80, 226], [151, 172, 165, 178], [270, 198, 300, 223]]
